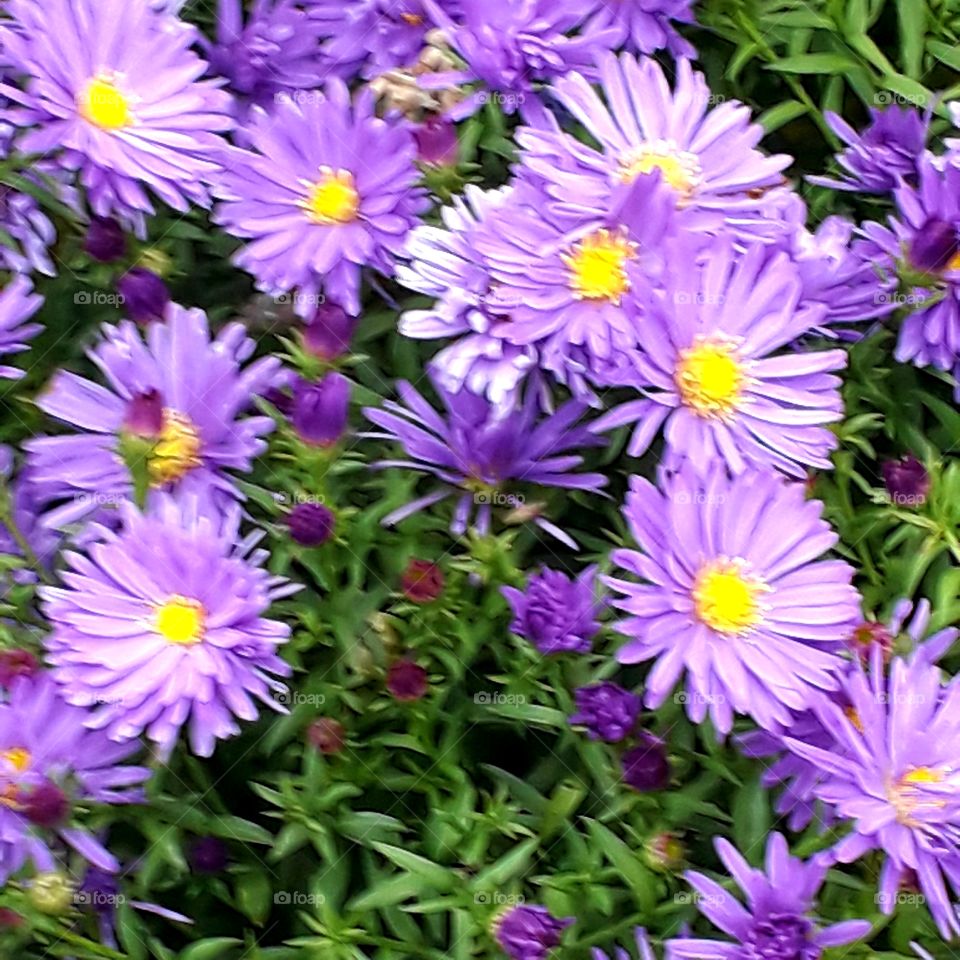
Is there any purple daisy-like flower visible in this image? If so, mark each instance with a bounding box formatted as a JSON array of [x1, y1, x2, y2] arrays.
[[0, 169, 56, 277], [214, 80, 428, 318], [41, 496, 297, 757], [665, 834, 870, 960], [577, 0, 696, 58], [607, 464, 860, 734], [362, 373, 606, 546], [423, 0, 618, 119], [25, 303, 280, 530], [593, 927, 659, 960], [397, 184, 537, 403], [494, 904, 573, 960], [809, 106, 928, 194], [569, 681, 641, 741], [593, 236, 846, 478], [502, 565, 603, 654], [0, 0, 233, 231], [0, 673, 151, 883], [518, 54, 792, 235], [782, 647, 960, 938], [0, 274, 42, 380], [202, 0, 329, 112]]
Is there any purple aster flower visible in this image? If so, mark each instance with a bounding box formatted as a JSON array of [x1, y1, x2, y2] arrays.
[[518, 54, 792, 236], [494, 904, 573, 960], [0, 179, 56, 277], [0, 451, 60, 582], [214, 80, 428, 318], [607, 464, 861, 734], [502, 566, 603, 654], [782, 648, 960, 938], [577, 0, 696, 58], [593, 236, 846, 478], [0, 0, 233, 231], [569, 682, 641, 741], [397, 184, 537, 403], [41, 496, 297, 757], [593, 927, 659, 960], [292, 373, 351, 446], [621, 732, 670, 791], [201, 0, 329, 112], [363, 374, 606, 545], [25, 303, 281, 530], [665, 833, 870, 960], [0, 275, 42, 380], [0, 674, 150, 882], [809, 106, 928, 194]]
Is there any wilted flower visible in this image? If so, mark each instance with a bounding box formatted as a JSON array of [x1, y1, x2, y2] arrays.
[[494, 904, 573, 960], [0, 649, 38, 687], [569, 682, 641, 742]]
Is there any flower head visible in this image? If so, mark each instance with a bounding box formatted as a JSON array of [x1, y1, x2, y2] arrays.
[[0, 674, 150, 882], [569, 682, 640, 742], [502, 566, 603, 654], [608, 464, 860, 734], [665, 834, 870, 960], [1, 0, 233, 228], [214, 80, 427, 317], [0, 275, 43, 380], [41, 496, 296, 756], [576, 0, 696, 58], [26, 304, 280, 529], [363, 373, 606, 545], [494, 904, 573, 960]]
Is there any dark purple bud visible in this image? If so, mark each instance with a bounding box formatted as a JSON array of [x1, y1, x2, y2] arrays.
[[414, 115, 459, 166], [881, 455, 929, 506], [306, 717, 345, 755], [188, 837, 229, 875], [302, 303, 358, 362], [401, 559, 444, 603], [286, 501, 335, 546], [621, 732, 670, 792], [569, 682, 641, 743], [19, 780, 69, 828], [386, 659, 428, 702], [0, 649, 39, 688], [494, 905, 573, 960], [117, 268, 170, 324], [84, 217, 126, 263], [122, 389, 164, 438], [908, 218, 960, 274], [292, 373, 350, 446]]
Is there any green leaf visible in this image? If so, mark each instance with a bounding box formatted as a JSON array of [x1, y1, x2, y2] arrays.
[[178, 939, 243, 960], [371, 843, 457, 890], [895, 0, 926, 78], [767, 53, 859, 74], [732, 776, 771, 860], [472, 837, 539, 888], [757, 100, 809, 133], [584, 820, 656, 912]]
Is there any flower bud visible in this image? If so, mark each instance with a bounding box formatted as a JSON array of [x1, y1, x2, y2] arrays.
[[401, 559, 444, 603], [621, 732, 670, 792], [28, 871, 74, 915], [188, 837, 229, 875], [19, 780, 69, 828], [386, 659, 428, 702], [881, 455, 929, 507], [292, 373, 350, 446], [84, 217, 126, 263], [306, 717, 345, 755], [122, 389, 164, 438], [286, 502, 335, 546], [117, 268, 170, 324], [0, 649, 38, 688], [302, 303, 358, 362], [414, 115, 458, 166]]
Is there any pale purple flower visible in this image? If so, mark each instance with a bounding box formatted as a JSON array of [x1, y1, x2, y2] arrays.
[[0, 275, 42, 379]]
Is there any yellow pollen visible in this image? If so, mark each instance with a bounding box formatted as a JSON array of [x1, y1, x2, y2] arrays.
[[562, 229, 637, 304], [618, 140, 702, 198], [843, 705, 864, 733], [78, 76, 132, 131], [300, 167, 360, 225], [901, 766, 944, 786], [692, 559, 766, 635], [148, 410, 203, 486], [676, 338, 746, 420], [947, 252, 960, 273], [888, 766, 948, 824], [400, 11, 424, 24], [1, 748, 31, 773], [154, 596, 206, 646]]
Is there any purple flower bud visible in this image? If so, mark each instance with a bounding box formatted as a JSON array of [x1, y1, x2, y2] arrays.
[[401, 559, 444, 603], [122, 389, 164, 437], [621, 732, 670, 792], [117, 268, 170, 324], [881, 455, 929, 506], [386, 659, 428, 702], [19, 779, 69, 827], [302, 303, 358, 362], [908, 218, 960, 274], [292, 373, 350, 446], [569, 682, 641, 743], [502, 566, 602, 655], [494, 905, 573, 960], [84, 217, 126, 263], [287, 502, 335, 546], [0, 649, 39, 688], [188, 837, 229, 875], [262, 386, 294, 417], [414, 115, 459, 166]]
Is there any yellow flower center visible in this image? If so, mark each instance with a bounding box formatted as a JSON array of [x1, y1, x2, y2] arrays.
[[843, 705, 864, 734], [1, 748, 31, 774], [676, 337, 746, 420], [618, 140, 702, 199], [148, 410, 203, 486], [400, 11, 424, 24], [692, 559, 766, 635], [947, 252, 960, 273], [562, 229, 637, 304], [300, 167, 360, 225], [78, 76, 132, 130], [888, 766, 947, 825], [0, 748, 31, 809], [154, 596, 206, 646]]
